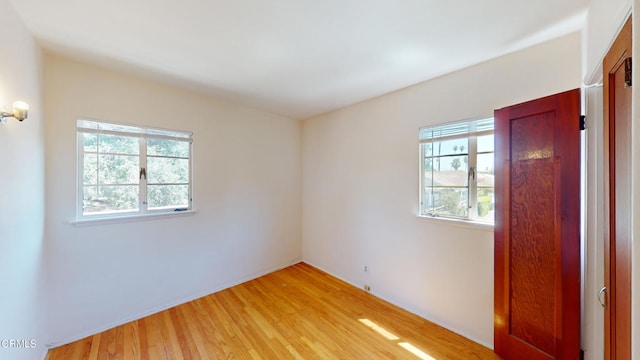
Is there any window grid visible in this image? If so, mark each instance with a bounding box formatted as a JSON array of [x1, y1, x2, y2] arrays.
[[419, 118, 494, 224], [77, 119, 193, 219]]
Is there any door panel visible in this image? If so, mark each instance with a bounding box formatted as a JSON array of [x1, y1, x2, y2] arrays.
[[509, 157, 560, 356], [603, 16, 632, 360], [494, 89, 581, 360]]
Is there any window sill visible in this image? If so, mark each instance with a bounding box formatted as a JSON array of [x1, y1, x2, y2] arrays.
[[416, 215, 494, 232], [71, 210, 196, 227]]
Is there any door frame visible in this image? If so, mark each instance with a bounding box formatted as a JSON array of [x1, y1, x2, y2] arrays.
[[602, 16, 633, 360]]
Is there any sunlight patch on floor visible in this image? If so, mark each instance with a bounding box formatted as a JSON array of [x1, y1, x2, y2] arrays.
[[358, 319, 437, 359], [358, 319, 399, 340], [399, 342, 436, 360]]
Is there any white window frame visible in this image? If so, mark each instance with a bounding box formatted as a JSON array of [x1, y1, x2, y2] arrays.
[[419, 117, 494, 225], [76, 119, 193, 221]]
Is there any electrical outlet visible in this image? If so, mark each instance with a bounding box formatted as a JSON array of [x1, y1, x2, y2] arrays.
[[364, 265, 368, 272], [364, 284, 371, 292]]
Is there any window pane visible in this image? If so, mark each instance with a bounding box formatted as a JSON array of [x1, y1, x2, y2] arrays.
[[147, 139, 189, 158], [98, 134, 139, 155], [477, 152, 494, 174], [419, 118, 494, 224], [423, 156, 434, 176], [83, 154, 97, 184], [147, 157, 189, 184], [98, 155, 140, 184], [83, 185, 139, 214], [422, 187, 434, 215], [78, 119, 194, 219], [477, 152, 495, 189], [423, 143, 433, 157], [432, 138, 468, 157], [148, 185, 189, 209], [429, 156, 468, 187], [477, 187, 495, 222], [83, 133, 97, 153], [432, 187, 468, 217], [478, 134, 494, 153]]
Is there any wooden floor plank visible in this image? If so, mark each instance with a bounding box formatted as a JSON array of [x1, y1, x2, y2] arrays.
[[47, 262, 501, 359]]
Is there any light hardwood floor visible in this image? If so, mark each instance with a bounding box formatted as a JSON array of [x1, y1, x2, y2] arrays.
[[46, 262, 501, 359]]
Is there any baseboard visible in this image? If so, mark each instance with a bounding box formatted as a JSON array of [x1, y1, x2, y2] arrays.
[[46, 258, 302, 349], [301, 260, 494, 350]]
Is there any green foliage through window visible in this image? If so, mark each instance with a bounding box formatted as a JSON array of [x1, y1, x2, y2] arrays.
[[77, 119, 192, 218]]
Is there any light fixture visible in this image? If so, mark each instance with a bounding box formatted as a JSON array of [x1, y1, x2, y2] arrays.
[[1, 101, 29, 123]]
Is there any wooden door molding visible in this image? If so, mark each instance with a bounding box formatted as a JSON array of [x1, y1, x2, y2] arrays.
[[603, 16, 632, 360], [494, 89, 581, 360]]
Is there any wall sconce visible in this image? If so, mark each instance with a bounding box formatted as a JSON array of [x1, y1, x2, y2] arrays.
[[1, 101, 29, 123]]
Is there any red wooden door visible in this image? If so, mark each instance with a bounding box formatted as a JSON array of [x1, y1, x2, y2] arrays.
[[603, 17, 632, 360], [494, 89, 581, 360]]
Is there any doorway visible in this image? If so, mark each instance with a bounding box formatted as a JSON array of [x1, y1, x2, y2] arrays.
[[603, 16, 632, 360]]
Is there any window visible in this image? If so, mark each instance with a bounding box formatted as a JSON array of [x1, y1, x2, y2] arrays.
[[77, 119, 193, 220], [419, 117, 494, 224]]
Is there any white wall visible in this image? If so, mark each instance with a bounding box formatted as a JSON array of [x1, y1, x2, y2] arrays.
[[44, 54, 302, 346], [302, 32, 582, 348], [0, 0, 47, 359], [584, 0, 632, 82]]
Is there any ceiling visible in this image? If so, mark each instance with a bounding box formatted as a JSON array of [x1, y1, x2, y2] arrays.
[[10, 0, 589, 119]]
